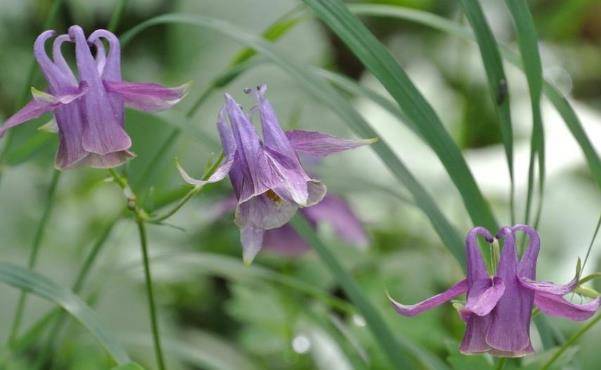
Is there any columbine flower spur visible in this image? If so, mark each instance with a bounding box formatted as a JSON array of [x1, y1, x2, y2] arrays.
[[0, 26, 189, 169], [388, 225, 600, 357], [178, 84, 375, 264]]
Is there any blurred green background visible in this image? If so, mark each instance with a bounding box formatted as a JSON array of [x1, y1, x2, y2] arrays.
[[0, 0, 600, 369]]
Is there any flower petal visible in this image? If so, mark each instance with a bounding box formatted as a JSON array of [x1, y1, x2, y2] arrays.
[[69, 25, 131, 155], [387, 279, 468, 316], [534, 292, 600, 321], [464, 277, 505, 316], [518, 275, 577, 296], [301, 194, 369, 248], [225, 93, 269, 202], [286, 130, 377, 157], [465, 227, 494, 283], [34, 30, 74, 90], [0, 85, 87, 137], [67, 150, 135, 170], [241, 225, 264, 265], [252, 84, 296, 159], [104, 80, 190, 111], [235, 192, 298, 230], [87, 29, 121, 81], [460, 316, 492, 355], [486, 227, 533, 354], [51, 34, 77, 84]]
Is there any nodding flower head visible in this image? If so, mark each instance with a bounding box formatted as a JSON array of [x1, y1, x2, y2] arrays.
[[177, 84, 376, 264], [1, 26, 190, 170], [388, 225, 600, 357]]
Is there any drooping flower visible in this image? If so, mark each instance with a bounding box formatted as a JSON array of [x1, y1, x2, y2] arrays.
[[178, 84, 374, 264], [0, 26, 189, 169], [388, 225, 600, 357]]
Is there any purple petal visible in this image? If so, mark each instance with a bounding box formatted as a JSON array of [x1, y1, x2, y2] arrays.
[[51, 34, 77, 84], [0, 86, 86, 137], [513, 224, 540, 279], [388, 279, 468, 316], [460, 315, 492, 355], [465, 227, 494, 284], [91, 38, 107, 75], [301, 194, 369, 248], [252, 84, 297, 159], [69, 150, 135, 169], [69, 25, 131, 156], [263, 225, 311, 256], [104, 80, 190, 111], [486, 227, 533, 354], [87, 29, 121, 81], [225, 93, 269, 202], [534, 292, 600, 321], [286, 130, 377, 157], [241, 225, 264, 265], [235, 192, 298, 230], [464, 277, 505, 316], [518, 275, 577, 296], [34, 30, 74, 90], [263, 148, 312, 205]]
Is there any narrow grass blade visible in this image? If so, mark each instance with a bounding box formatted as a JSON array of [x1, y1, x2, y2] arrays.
[[458, 0, 515, 223], [0, 263, 131, 364], [503, 0, 546, 226], [301, 0, 497, 233]]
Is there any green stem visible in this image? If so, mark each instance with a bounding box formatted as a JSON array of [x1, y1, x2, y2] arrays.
[[494, 358, 507, 370], [136, 218, 167, 370], [290, 215, 414, 369], [541, 313, 601, 370], [107, 0, 129, 32], [150, 152, 224, 223], [8, 169, 61, 346]]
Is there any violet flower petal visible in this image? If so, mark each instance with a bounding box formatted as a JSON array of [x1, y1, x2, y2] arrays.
[[534, 292, 600, 321], [263, 225, 311, 256], [241, 225, 265, 265], [104, 81, 191, 111], [69, 25, 131, 155], [464, 277, 505, 316], [387, 279, 468, 316], [0, 86, 87, 137], [235, 193, 298, 230], [486, 227, 533, 355], [286, 129, 377, 157]]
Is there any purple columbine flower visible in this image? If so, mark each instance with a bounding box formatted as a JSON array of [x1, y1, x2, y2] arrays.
[[178, 84, 374, 264], [0, 26, 189, 169], [388, 225, 600, 357]]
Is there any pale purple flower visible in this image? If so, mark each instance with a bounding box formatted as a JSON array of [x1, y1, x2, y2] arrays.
[[388, 225, 600, 357], [178, 84, 374, 264], [0, 26, 189, 169]]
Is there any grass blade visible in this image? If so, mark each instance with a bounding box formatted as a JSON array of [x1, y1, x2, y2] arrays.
[[0, 263, 131, 364], [301, 0, 498, 232], [503, 0, 546, 226], [458, 0, 515, 223]]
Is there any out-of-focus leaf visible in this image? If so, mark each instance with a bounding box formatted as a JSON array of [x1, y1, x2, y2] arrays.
[[111, 363, 146, 370], [0, 263, 131, 365]]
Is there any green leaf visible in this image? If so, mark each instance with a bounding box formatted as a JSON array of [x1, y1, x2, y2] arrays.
[[457, 0, 515, 222], [111, 363, 146, 370], [447, 353, 492, 370], [121, 14, 465, 265], [0, 263, 131, 365], [301, 0, 498, 233], [503, 0, 545, 225]]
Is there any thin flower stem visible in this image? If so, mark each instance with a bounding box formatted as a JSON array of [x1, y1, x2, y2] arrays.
[[136, 218, 167, 370], [541, 313, 601, 370], [8, 169, 61, 346], [150, 152, 224, 223], [582, 212, 601, 272], [107, 0, 129, 32], [494, 358, 507, 370]]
